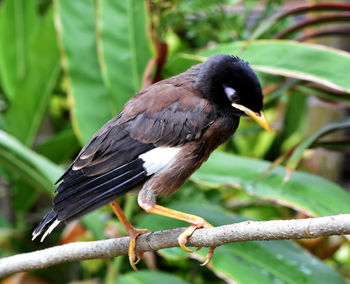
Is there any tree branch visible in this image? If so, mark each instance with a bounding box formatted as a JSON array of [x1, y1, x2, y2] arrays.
[[1, 214, 350, 277]]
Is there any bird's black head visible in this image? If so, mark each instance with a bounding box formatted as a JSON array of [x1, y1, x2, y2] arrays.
[[195, 53, 270, 131]]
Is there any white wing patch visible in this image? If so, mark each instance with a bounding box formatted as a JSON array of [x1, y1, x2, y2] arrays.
[[140, 147, 181, 176]]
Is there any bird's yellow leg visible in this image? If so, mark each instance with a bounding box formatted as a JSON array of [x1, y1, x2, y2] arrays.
[[142, 204, 215, 265], [109, 200, 149, 271]]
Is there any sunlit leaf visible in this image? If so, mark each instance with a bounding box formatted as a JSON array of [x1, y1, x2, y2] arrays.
[[192, 151, 350, 216], [0, 0, 39, 101], [96, 0, 151, 112], [166, 41, 350, 94], [54, 0, 113, 144], [203, 40, 350, 93], [5, 7, 60, 145]]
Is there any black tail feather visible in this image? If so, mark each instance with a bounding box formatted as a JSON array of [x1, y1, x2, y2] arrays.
[[32, 209, 57, 239], [55, 169, 146, 220], [33, 158, 147, 241]]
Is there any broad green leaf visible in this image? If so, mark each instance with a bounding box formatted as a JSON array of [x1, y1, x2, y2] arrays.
[[166, 41, 350, 93], [54, 0, 114, 144], [117, 270, 188, 284], [287, 117, 350, 171], [96, 0, 151, 112], [0, 130, 63, 194], [0, 0, 39, 101], [138, 203, 346, 284], [202, 240, 346, 284], [192, 151, 350, 216], [202, 40, 350, 93], [5, 7, 60, 145]]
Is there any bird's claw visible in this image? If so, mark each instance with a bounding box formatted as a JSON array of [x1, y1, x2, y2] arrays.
[[128, 228, 150, 271], [200, 246, 215, 266], [178, 224, 202, 252], [178, 222, 216, 265]]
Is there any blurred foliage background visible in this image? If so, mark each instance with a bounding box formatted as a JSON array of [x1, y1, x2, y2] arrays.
[[0, 0, 350, 283]]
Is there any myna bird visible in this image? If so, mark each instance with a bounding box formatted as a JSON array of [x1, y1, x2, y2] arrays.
[[32, 54, 270, 270]]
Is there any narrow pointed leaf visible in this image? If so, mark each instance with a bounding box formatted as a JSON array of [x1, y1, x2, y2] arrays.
[[287, 117, 350, 171], [297, 86, 350, 105], [275, 12, 350, 39], [0, 130, 63, 194], [313, 137, 350, 152], [250, 3, 350, 40]]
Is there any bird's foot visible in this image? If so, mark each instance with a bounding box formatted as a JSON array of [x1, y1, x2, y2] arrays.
[[128, 228, 150, 271], [178, 222, 216, 266]]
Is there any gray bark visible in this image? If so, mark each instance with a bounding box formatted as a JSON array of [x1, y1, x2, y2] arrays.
[[1, 214, 350, 277]]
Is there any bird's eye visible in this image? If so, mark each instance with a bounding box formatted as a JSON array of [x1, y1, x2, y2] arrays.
[[224, 86, 238, 102]]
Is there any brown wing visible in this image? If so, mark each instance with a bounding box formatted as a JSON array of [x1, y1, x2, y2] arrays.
[[68, 82, 217, 177], [33, 79, 217, 237]]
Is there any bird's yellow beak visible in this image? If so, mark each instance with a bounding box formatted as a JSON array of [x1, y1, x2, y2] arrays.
[[231, 103, 271, 131]]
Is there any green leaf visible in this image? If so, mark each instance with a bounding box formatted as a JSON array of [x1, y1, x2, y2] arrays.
[[138, 202, 244, 231], [0, 130, 63, 194], [249, 3, 350, 40], [81, 210, 106, 240], [54, 0, 113, 144], [117, 270, 189, 284], [297, 86, 350, 104], [203, 240, 346, 284], [4, 6, 60, 145], [96, 0, 151, 112], [203, 40, 350, 93], [167, 41, 350, 93], [0, 0, 39, 101], [138, 203, 346, 284], [12, 179, 39, 212], [0, 214, 12, 245], [35, 127, 80, 164], [192, 151, 350, 216], [287, 117, 350, 171], [314, 137, 350, 152], [267, 88, 308, 158]]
